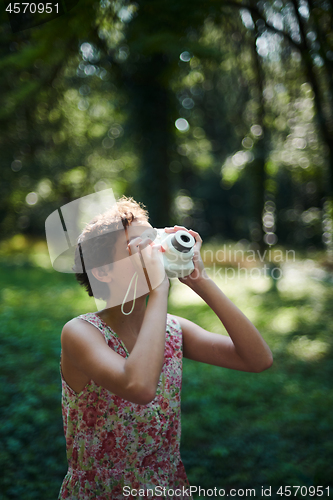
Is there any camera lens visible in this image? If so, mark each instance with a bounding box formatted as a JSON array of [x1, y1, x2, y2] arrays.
[[171, 231, 195, 253]]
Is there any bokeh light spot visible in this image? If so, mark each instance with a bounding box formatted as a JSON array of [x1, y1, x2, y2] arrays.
[[182, 97, 194, 109], [26, 192, 38, 205], [11, 160, 22, 172], [175, 118, 189, 132], [264, 232, 278, 245], [180, 51, 191, 62], [251, 124, 263, 137]]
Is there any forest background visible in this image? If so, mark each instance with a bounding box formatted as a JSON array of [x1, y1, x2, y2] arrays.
[[1, 0, 333, 498]]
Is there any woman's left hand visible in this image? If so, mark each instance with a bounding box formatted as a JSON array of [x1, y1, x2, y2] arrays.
[[164, 226, 208, 288]]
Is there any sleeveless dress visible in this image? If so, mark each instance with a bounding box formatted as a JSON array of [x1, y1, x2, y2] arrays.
[[58, 313, 192, 500]]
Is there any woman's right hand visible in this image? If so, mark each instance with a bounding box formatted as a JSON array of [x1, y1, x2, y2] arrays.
[[128, 236, 167, 293]]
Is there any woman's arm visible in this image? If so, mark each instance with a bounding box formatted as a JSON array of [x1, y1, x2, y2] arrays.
[[165, 226, 273, 373], [173, 281, 273, 372], [61, 242, 169, 405]]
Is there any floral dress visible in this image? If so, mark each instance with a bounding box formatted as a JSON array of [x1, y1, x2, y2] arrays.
[[59, 313, 192, 500]]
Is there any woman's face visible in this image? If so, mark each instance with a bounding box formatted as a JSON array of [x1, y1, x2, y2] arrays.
[[113, 220, 155, 263], [90, 220, 163, 307]]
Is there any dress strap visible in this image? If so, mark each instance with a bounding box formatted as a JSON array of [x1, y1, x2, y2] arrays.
[[78, 313, 128, 358]]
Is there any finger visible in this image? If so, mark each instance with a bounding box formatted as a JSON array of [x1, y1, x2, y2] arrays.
[[193, 236, 203, 249], [138, 237, 154, 251], [164, 225, 188, 233], [141, 243, 164, 267], [186, 229, 202, 244], [127, 236, 142, 254], [150, 242, 163, 252], [147, 242, 163, 257]]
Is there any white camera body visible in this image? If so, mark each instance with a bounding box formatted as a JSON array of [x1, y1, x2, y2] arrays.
[[155, 229, 196, 278]]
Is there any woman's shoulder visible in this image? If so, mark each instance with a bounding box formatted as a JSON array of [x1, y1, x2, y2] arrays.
[[61, 313, 107, 349], [63, 313, 105, 332]]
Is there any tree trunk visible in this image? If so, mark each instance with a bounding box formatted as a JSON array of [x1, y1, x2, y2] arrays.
[[125, 54, 174, 228], [290, 0, 333, 195]]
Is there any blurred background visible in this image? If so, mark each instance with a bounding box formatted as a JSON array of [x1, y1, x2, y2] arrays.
[[1, 0, 333, 498]]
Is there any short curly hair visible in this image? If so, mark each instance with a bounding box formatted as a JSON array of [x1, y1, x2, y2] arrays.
[[73, 196, 149, 300]]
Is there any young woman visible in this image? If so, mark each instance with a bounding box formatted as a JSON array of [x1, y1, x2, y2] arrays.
[[59, 196, 273, 500]]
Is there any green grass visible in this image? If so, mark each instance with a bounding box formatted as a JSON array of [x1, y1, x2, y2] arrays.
[[1, 256, 333, 499], [168, 269, 333, 499]]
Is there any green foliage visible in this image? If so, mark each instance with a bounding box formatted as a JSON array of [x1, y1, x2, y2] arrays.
[[1, 253, 333, 499], [168, 272, 333, 497], [0, 261, 93, 499], [1, 0, 333, 249]]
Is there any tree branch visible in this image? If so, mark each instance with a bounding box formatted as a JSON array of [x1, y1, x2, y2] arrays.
[[223, 1, 303, 52]]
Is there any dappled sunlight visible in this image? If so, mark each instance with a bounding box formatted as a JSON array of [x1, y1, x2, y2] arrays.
[[30, 252, 53, 269], [209, 269, 272, 297], [169, 270, 271, 328], [271, 308, 298, 334], [287, 336, 330, 361], [170, 268, 272, 306], [245, 275, 273, 294], [169, 261, 331, 331], [277, 262, 327, 300], [168, 260, 333, 358], [169, 280, 205, 306]]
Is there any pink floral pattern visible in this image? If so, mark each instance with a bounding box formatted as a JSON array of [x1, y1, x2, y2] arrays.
[[59, 313, 192, 499]]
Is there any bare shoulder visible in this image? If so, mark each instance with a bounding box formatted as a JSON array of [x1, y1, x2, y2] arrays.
[[60, 316, 123, 390], [167, 314, 208, 345], [61, 317, 106, 353], [168, 314, 238, 367], [168, 314, 201, 334]]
